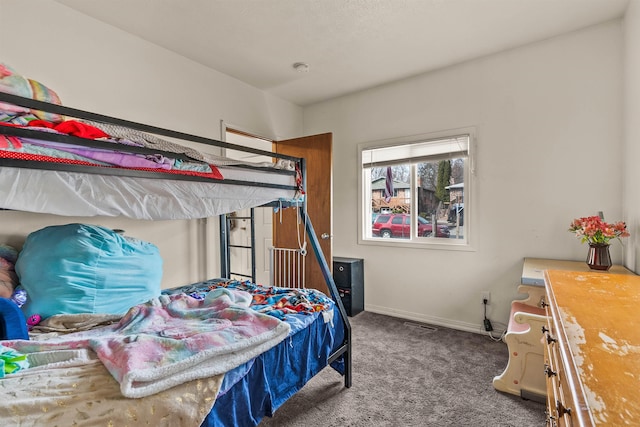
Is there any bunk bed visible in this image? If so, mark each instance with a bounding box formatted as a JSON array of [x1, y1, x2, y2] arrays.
[[0, 90, 352, 426]]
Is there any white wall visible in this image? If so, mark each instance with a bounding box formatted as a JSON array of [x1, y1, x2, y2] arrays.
[[0, 0, 303, 288], [623, 1, 640, 271], [304, 21, 624, 332], [0, 1, 631, 333]]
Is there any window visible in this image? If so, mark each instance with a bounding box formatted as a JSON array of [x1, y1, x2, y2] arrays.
[[360, 130, 473, 248]]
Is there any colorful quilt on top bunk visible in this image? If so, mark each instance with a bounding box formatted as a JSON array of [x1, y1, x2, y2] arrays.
[[0, 64, 199, 181], [0, 62, 300, 177], [0, 62, 225, 179], [0, 119, 225, 181], [0, 279, 343, 426]]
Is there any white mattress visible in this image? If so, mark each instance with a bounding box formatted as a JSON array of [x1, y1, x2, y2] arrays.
[[0, 165, 299, 220]]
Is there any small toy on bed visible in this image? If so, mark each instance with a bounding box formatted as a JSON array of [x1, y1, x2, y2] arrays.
[[10, 286, 27, 306], [26, 314, 41, 330]]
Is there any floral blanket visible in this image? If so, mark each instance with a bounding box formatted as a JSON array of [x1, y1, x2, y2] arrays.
[[166, 279, 334, 320], [4, 288, 290, 398]]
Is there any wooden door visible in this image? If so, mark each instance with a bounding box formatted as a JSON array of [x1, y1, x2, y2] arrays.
[[273, 133, 332, 294]]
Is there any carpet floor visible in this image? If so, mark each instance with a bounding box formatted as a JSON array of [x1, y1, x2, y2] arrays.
[[259, 311, 545, 427]]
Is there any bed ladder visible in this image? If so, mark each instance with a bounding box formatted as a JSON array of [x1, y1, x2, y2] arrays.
[[219, 209, 257, 283]]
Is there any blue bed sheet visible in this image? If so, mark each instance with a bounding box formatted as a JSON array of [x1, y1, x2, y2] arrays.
[[161, 280, 346, 427]]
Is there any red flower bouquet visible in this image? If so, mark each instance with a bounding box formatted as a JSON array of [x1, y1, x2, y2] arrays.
[[569, 216, 629, 245]]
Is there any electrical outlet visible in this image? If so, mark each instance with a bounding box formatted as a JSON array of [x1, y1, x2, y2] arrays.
[[481, 291, 491, 305]]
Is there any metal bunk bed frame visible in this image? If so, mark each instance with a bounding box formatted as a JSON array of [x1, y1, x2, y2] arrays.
[[0, 91, 352, 388]]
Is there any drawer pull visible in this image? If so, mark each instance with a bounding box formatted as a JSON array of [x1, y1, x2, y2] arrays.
[[544, 364, 557, 377], [541, 325, 549, 334], [541, 300, 549, 308], [546, 334, 557, 344], [545, 410, 557, 426], [556, 400, 571, 417]]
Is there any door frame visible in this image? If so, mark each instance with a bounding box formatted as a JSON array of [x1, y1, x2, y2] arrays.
[[219, 121, 276, 285]]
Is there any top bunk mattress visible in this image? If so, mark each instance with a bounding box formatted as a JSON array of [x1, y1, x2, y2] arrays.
[[0, 165, 299, 220], [0, 91, 303, 220]]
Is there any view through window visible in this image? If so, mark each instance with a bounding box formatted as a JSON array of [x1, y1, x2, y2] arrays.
[[361, 134, 470, 246]]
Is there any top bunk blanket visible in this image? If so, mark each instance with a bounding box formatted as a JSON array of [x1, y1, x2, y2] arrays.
[[3, 288, 291, 398]]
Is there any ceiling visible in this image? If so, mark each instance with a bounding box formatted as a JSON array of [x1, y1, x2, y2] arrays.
[[55, 0, 630, 107]]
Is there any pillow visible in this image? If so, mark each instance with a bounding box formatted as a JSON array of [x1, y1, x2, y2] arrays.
[[15, 223, 162, 319], [0, 63, 63, 123]]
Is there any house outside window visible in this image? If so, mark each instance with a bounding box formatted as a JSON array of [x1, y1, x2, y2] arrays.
[[359, 129, 473, 249]]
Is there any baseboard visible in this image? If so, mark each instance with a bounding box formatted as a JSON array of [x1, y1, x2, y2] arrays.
[[520, 389, 546, 404], [365, 304, 506, 336]]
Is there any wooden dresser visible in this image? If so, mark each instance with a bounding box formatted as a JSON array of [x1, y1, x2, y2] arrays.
[[543, 270, 640, 426]]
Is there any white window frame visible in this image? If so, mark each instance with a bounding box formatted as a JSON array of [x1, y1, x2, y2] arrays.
[[358, 127, 476, 251]]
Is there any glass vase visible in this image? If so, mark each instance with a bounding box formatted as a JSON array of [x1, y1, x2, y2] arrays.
[[586, 243, 612, 271]]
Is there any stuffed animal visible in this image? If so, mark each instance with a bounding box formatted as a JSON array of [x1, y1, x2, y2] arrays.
[[26, 314, 41, 330], [0, 244, 18, 299]]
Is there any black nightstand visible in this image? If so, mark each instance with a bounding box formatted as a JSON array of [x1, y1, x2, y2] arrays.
[[333, 257, 364, 316]]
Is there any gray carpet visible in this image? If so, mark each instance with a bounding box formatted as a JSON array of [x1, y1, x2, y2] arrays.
[[259, 311, 545, 427]]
